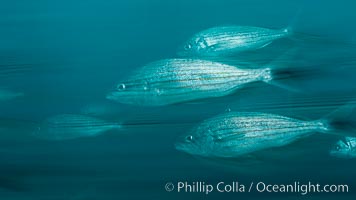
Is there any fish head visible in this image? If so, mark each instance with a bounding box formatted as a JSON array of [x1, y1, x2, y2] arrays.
[[329, 138, 353, 159], [177, 36, 210, 56], [175, 126, 216, 157], [106, 80, 156, 106]]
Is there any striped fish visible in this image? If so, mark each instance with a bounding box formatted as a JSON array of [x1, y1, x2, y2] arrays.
[[107, 59, 272, 106], [175, 112, 330, 158], [178, 25, 290, 56], [330, 137, 356, 159], [33, 114, 121, 141]]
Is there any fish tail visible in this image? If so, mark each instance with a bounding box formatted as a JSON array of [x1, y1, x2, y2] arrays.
[[260, 67, 301, 92], [321, 102, 356, 137], [261, 49, 308, 93], [259, 68, 273, 83], [281, 27, 291, 36], [284, 9, 355, 46], [282, 24, 293, 36], [281, 7, 303, 36]]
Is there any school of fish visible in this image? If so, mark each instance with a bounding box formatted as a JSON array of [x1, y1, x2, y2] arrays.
[[2, 24, 355, 164]]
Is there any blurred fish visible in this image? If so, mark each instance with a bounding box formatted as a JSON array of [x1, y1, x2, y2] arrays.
[[106, 58, 297, 106], [330, 137, 356, 159], [33, 114, 121, 141], [0, 89, 24, 101], [175, 110, 356, 158], [177, 25, 290, 56]]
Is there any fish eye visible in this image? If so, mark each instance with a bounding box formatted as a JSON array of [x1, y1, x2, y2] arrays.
[[185, 43, 192, 50], [185, 135, 193, 142], [117, 84, 126, 91], [335, 145, 341, 151]]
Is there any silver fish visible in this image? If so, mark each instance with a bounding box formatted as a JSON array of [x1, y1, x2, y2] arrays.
[[178, 25, 290, 56], [107, 59, 272, 106], [0, 89, 24, 101], [175, 112, 329, 158], [33, 114, 121, 141], [330, 137, 356, 159]]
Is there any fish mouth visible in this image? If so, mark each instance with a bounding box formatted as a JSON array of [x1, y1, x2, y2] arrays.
[[174, 142, 187, 152], [106, 94, 113, 100], [106, 91, 119, 101], [329, 140, 349, 158]]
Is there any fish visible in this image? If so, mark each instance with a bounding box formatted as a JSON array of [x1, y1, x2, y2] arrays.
[[330, 137, 356, 159], [0, 89, 24, 101], [107, 58, 278, 106], [32, 114, 121, 141], [175, 111, 355, 158], [177, 25, 290, 56]]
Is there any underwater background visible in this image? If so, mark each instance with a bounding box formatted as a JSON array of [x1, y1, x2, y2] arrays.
[[1, 0, 356, 199]]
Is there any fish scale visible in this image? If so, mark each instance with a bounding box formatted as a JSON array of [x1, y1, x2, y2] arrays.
[[33, 114, 121, 140], [175, 112, 328, 157], [178, 25, 289, 56], [107, 59, 271, 106]]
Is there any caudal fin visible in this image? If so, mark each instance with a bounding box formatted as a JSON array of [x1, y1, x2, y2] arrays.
[[323, 102, 356, 137], [280, 7, 303, 37], [261, 48, 314, 93]]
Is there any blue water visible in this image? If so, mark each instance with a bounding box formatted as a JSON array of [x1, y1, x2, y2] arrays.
[[1, 0, 356, 199]]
